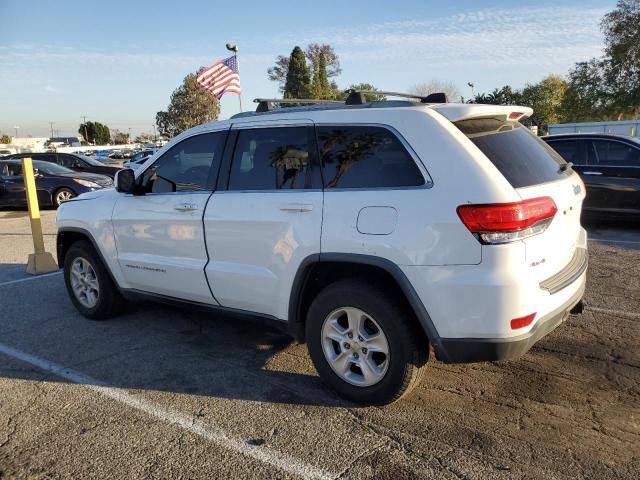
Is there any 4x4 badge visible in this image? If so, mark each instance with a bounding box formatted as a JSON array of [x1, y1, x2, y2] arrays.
[[573, 184, 581, 195]]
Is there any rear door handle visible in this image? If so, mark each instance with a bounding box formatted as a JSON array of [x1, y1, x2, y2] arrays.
[[174, 202, 198, 212], [279, 203, 314, 212], [583, 171, 603, 176]]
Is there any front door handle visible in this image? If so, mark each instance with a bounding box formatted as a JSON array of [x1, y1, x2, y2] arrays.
[[279, 203, 314, 212], [583, 171, 603, 176], [174, 202, 198, 212]]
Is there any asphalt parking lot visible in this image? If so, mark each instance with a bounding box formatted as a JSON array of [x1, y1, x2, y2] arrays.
[[0, 210, 639, 479]]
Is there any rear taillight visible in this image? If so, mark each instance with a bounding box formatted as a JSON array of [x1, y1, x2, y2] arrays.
[[457, 196, 557, 244]]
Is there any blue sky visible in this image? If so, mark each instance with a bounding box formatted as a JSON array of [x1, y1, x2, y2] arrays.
[[1, 0, 615, 138]]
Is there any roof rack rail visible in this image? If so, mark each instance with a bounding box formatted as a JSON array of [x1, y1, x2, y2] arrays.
[[345, 89, 448, 105], [254, 98, 342, 112]]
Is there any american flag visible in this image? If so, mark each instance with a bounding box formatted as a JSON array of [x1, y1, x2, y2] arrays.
[[196, 55, 241, 99]]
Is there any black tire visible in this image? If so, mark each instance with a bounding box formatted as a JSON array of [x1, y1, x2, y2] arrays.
[[63, 240, 125, 320], [54, 187, 76, 207], [306, 279, 428, 405]]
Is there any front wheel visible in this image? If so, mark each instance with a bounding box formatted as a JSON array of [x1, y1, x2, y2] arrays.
[[306, 280, 428, 404], [63, 240, 125, 320], [54, 187, 76, 207]]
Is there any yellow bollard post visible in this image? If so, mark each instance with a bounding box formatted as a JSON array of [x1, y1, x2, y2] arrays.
[[21, 157, 58, 274]]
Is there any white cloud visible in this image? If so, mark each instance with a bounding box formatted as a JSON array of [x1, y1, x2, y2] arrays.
[[44, 84, 57, 92], [279, 6, 607, 69]]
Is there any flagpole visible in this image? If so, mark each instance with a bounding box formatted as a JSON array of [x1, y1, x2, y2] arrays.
[[236, 53, 243, 112], [226, 43, 242, 113]]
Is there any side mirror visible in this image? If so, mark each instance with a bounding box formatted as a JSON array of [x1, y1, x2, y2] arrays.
[[115, 168, 139, 194], [33, 168, 40, 177]]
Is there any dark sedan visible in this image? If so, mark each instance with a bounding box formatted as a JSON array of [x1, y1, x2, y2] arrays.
[[7, 152, 121, 178], [0, 160, 113, 208], [542, 133, 640, 220]]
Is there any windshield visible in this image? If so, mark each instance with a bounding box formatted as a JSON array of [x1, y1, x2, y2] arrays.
[[76, 154, 105, 166], [33, 160, 75, 175]]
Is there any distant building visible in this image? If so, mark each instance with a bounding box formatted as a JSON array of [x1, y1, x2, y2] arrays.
[[47, 136, 82, 147], [548, 120, 639, 139]]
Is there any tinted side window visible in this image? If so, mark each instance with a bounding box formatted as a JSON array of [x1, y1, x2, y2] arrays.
[[317, 126, 424, 188], [546, 139, 594, 166], [58, 155, 80, 168], [228, 127, 315, 191], [142, 132, 225, 193], [594, 140, 640, 166], [32, 153, 56, 163]]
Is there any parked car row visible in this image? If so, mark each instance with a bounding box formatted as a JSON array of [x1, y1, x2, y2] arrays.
[[5, 152, 121, 178], [1, 159, 113, 208]]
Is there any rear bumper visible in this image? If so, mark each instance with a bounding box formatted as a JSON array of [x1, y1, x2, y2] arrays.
[[435, 278, 585, 363]]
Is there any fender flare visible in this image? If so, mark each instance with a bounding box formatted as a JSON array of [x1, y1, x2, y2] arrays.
[[57, 226, 121, 289], [288, 252, 443, 349]]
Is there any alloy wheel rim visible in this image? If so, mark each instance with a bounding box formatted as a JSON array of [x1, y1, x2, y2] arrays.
[[70, 257, 99, 308], [57, 190, 73, 205], [321, 307, 390, 387]]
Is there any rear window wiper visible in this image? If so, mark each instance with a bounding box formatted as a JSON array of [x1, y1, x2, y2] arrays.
[[559, 162, 573, 173]]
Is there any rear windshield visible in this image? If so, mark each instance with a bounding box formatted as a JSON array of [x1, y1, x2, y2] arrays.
[[455, 118, 569, 188]]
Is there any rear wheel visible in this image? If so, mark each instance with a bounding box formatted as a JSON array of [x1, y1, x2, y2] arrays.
[[54, 187, 75, 207], [306, 279, 428, 404], [63, 241, 125, 320]]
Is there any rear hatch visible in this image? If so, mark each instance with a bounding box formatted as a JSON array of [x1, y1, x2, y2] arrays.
[[452, 111, 585, 283]]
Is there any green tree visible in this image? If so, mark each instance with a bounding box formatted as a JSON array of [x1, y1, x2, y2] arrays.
[[561, 60, 611, 121], [472, 86, 522, 105], [311, 52, 332, 99], [0, 134, 11, 144], [79, 121, 110, 145], [520, 75, 568, 134], [155, 69, 220, 138], [601, 0, 640, 118], [283, 46, 311, 99], [268, 43, 341, 95], [561, 1, 640, 121]]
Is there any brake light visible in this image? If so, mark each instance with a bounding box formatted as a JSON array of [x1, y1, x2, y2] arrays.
[[510, 313, 536, 330], [457, 197, 557, 244], [509, 111, 525, 120]]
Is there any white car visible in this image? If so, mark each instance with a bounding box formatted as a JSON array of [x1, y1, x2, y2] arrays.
[[56, 93, 587, 404]]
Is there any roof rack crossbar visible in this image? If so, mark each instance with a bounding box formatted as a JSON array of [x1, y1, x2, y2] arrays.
[[345, 89, 448, 105], [253, 98, 342, 112]]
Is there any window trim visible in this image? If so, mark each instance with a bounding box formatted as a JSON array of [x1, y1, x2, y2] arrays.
[[223, 125, 322, 193], [314, 122, 433, 191], [138, 129, 229, 195]]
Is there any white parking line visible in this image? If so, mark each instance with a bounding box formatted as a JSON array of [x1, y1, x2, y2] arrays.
[[0, 271, 62, 287], [589, 238, 640, 245], [0, 342, 334, 480], [586, 306, 640, 320]]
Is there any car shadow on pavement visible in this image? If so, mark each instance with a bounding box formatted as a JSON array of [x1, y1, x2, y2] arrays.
[[0, 278, 353, 408]]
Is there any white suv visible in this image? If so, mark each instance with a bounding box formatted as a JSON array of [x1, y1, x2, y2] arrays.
[[56, 95, 587, 404]]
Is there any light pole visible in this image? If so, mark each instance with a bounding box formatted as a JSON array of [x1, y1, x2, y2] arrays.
[[152, 124, 157, 144], [13, 126, 19, 139], [226, 42, 242, 112]]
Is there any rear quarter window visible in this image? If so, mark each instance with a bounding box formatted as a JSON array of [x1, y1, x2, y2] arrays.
[[456, 118, 569, 188]]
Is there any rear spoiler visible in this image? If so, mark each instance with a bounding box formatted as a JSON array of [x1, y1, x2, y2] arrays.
[[430, 104, 533, 123]]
